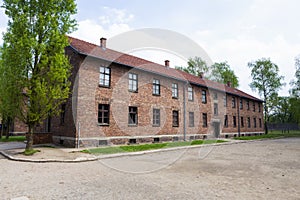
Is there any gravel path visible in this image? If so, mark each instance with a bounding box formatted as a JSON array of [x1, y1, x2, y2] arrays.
[[1, 138, 299, 200]]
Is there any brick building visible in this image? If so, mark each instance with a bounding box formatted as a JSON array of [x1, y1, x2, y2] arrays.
[[49, 36, 264, 147]]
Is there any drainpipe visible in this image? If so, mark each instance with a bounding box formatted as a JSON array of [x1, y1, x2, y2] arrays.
[[77, 121, 80, 149], [183, 84, 186, 141], [237, 96, 241, 137]]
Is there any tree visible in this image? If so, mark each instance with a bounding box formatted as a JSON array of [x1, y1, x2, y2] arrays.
[[176, 57, 239, 87], [210, 62, 239, 88], [176, 56, 209, 76], [290, 56, 300, 124], [269, 96, 293, 123], [0, 46, 17, 140], [1, 0, 77, 151], [248, 58, 285, 134]]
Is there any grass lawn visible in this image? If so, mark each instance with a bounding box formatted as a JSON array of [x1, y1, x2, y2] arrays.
[[0, 136, 26, 142], [234, 130, 300, 140], [83, 139, 227, 155]]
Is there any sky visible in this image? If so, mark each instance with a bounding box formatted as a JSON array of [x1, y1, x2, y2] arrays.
[[0, 0, 299, 98]]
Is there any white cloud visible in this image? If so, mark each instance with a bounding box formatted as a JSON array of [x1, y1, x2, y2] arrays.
[[193, 30, 300, 98], [70, 7, 133, 45], [100, 7, 134, 24]]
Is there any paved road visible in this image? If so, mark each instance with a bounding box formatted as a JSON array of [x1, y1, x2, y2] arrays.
[[0, 142, 26, 151], [0, 138, 299, 200]]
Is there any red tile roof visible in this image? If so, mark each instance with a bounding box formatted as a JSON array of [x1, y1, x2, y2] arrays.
[[68, 36, 262, 102]]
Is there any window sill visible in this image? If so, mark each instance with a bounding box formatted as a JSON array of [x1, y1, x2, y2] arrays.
[[172, 97, 178, 99], [172, 125, 179, 128], [129, 90, 138, 93], [152, 124, 160, 127], [98, 123, 110, 126], [128, 124, 137, 127], [152, 94, 161, 96]]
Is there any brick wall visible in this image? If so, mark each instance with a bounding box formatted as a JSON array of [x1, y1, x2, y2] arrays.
[[52, 49, 264, 147]]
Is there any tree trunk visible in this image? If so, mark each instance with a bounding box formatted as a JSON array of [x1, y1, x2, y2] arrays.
[[0, 121, 3, 140], [26, 125, 34, 151], [5, 119, 10, 140], [264, 121, 268, 135]]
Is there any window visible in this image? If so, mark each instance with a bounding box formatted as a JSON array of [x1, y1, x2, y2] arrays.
[[189, 112, 194, 127], [241, 117, 244, 127], [213, 92, 218, 100], [98, 104, 110, 125], [153, 108, 160, 126], [99, 66, 110, 87], [214, 103, 218, 116], [259, 118, 262, 128], [153, 79, 160, 95], [253, 118, 257, 128], [172, 110, 179, 127], [188, 87, 193, 101], [202, 113, 207, 127], [247, 117, 251, 128], [247, 100, 250, 110], [258, 104, 261, 113], [253, 102, 256, 112], [128, 107, 138, 125], [224, 115, 228, 127], [232, 97, 236, 108], [233, 116, 237, 127], [240, 99, 243, 109], [128, 73, 138, 92], [202, 90, 207, 103], [223, 95, 227, 107], [60, 104, 66, 125], [172, 83, 178, 98]]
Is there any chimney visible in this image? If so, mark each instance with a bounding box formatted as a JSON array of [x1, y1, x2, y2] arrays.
[[165, 60, 170, 68], [199, 72, 204, 79], [100, 37, 107, 48], [227, 81, 232, 87]]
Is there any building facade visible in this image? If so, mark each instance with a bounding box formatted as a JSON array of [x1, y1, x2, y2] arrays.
[[49, 36, 264, 147]]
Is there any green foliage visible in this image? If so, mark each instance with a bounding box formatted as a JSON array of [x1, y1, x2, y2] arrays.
[[248, 58, 285, 133], [269, 96, 297, 123], [290, 97, 300, 124], [289, 56, 300, 124], [176, 57, 239, 88], [0, 0, 77, 150], [210, 62, 239, 88], [176, 56, 209, 76], [290, 56, 300, 98]]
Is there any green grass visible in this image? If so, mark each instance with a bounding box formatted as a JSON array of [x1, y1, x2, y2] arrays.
[[0, 136, 26, 142], [234, 130, 300, 140], [82, 139, 227, 155], [23, 149, 40, 156], [192, 139, 227, 145]]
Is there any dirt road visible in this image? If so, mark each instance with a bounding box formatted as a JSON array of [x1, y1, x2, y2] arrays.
[[1, 138, 299, 200]]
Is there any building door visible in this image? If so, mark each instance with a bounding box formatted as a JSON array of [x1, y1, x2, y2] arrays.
[[45, 117, 51, 132], [212, 121, 220, 138]]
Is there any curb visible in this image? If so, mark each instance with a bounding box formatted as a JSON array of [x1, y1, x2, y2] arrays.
[[0, 139, 269, 163], [0, 150, 99, 163]]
